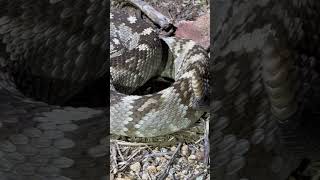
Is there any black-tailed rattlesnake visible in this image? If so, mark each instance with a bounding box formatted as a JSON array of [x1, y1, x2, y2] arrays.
[[0, 0, 210, 179], [0, 0, 320, 180], [110, 8, 210, 137]]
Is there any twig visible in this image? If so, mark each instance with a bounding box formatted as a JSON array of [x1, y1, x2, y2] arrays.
[[110, 144, 118, 173], [118, 147, 146, 171], [126, 0, 172, 30], [115, 142, 125, 161], [144, 151, 173, 158], [195, 137, 204, 144], [110, 139, 150, 146], [157, 142, 182, 180]]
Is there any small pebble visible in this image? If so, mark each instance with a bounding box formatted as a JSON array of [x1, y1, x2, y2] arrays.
[[181, 144, 189, 156], [160, 148, 168, 153], [130, 162, 141, 172], [195, 151, 204, 160], [182, 169, 188, 175], [147, 165, 157, 174], [188, 154, 197, 163], [170, 146, 176, 152], [141, 173, 148, 180], [113, 168, 118, 174]]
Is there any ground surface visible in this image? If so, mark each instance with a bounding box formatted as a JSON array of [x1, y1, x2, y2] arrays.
[[110, 0, 210, 180]]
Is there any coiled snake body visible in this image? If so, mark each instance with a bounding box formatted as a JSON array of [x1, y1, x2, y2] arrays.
[[0, 1, 209, 179], [0, 0, 320, 180], [110, 9, 210, 137], [0, 1, 107, 179]]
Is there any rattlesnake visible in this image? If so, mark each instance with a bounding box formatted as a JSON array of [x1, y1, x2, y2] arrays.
[[0, 1, 209, 179], [110, 8, 210, 137], [1, 0, 320, 180]]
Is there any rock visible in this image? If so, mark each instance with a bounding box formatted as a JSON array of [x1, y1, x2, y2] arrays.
[[175, 13, 210, 49], [129, 162, 141, 172]]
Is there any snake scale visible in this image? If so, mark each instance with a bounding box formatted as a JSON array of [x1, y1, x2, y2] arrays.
[[212, 0, 320, 179], [0, 0, 320, 179], [0, 0, 108, 179]]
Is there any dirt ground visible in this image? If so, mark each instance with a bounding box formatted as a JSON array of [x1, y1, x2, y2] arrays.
[[110, 0, 210, 180], [143, 0, 209, 22]]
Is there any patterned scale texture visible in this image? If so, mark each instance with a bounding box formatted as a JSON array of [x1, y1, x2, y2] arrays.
[[110, 7, 210, 137], [0, 0, 108, 104], [110, 9, 164, 93], [0, 0, 108, 179], [211, 0, 320, 179]]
